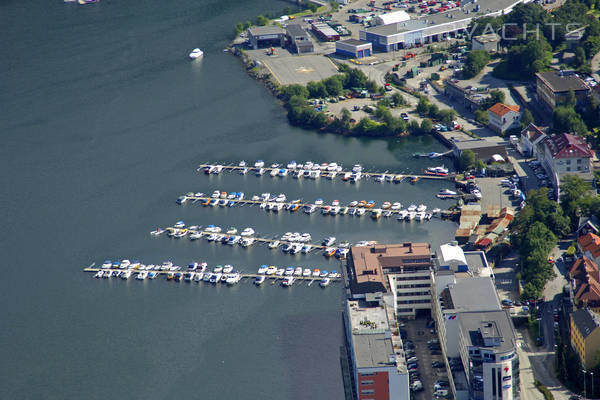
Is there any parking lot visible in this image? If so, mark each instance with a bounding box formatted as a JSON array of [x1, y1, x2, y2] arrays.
[[403, 317, 449, 399]]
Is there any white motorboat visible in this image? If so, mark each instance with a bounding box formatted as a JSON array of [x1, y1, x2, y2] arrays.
[[226, 273, 241, 285], [256, 168, 265, 176], [266, 266, 277, 275], [136, 271, 148, 280], [406, 211, 416, 220], [270, 169, 278, 177], [285, 267, 294, 276], [103, 270, 112, 278], [352, 164, 362, 173], [189, 232, 203, 240], [193, 272, 203, 282], [397, 210, 408, 220], [304, 204, 317, 214], [407, 204, 417, 212], [287, 161, 297, 169], [258, 265, 269, 274], [355, 208, 366, 216], [278, 168, 288, 177], [213, 265, 223, 273], [268, 240, 280, 249], [432, 208, 441, 214], [415, 211, 426, 221], [312, 269, 321, 277], [294, 267, 303, 276], [184, 272, 194, 282], [322, 236, 336, 246], [254, 160, 265, 168], [203, 273, 212, 282], [223, 265, 234, 274], [120, 259, 131, 269], [320, 278, 331, 287], [149, 271, 158, 279], [189, 48, 204, 59], [241, 227, 255, 236], [302, 268, 311, 277], [121, 270, 132, 279], [94, 270, 103, 278], [101, 260, 112, 269], [301, 244, 312, 254], [241, 237, 255, 247], [254, 275, 266, 285], [276, 268, 285, 276], [416, 204, 427, 212]]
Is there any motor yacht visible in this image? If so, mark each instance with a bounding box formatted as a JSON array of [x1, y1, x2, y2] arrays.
[[282, 276, 295, 287], [254, 275, 266, 285], [294, 267, 303, 276], [94, 270, 103, 278], [223, 265, 234, 274], [268, 240, 280, 249], [258, 265, 269, 274], [254, 160, 265, 168], [241, 228, 255, 236], [149, 271, 158, 279], [320, 278, 331, 287], [266, 266, 277, 275], [416, 204, 427, 212], [302, 268, 311, 277], [189, 48, 204, 59], [210, 272, 222, 283]]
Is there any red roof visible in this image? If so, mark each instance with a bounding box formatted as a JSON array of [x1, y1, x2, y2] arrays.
[[521, 123, 545, 143], [543, 133, 593, 159], [579, 233, 600, 259], [570, 256, 599, 281], [488, 103, 520, 117]]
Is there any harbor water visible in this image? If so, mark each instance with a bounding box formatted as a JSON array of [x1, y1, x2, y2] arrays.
[[1, 1, 457, 399]]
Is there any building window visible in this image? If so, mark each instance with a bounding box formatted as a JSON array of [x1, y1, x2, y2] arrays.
[[566, 160, 571, 165], [578, 159, 582, 164], [361, 380, 374, 385], [360, 373, 374, 377], [361, 389, 375, 394]]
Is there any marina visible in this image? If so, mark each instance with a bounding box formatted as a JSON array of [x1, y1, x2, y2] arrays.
[[152, 222, 378, 258], [175, 190, 446, 221], [197, 160, 456, 182], [84, 262, 342, 288]]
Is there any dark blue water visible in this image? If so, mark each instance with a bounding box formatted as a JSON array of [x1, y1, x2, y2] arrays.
[[0, 1, 456, 398]]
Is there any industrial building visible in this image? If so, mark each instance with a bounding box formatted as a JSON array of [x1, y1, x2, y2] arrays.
[[374, 10, 410, 26], [247, 26, 285, 49], [344, 298, 409, 400], [335, 39, 372, 58], [452, 139, 508, 162], [359, 0, 526, 52], [285, 24, 314, 54], [311, 22, 340, 41]]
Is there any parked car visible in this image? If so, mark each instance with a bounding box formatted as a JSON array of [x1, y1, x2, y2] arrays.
[[411, 381, 423, 391], [401, 112, 409, 121], [407, 356, 418, 363], [432, 361, 445, 368]]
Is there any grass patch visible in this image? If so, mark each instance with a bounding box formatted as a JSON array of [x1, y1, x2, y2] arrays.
[[290, 5, 328, 18], [535, 380, 554, 400]]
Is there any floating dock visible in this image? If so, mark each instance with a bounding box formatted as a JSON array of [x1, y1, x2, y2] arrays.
[[197, 163, 455, 181]]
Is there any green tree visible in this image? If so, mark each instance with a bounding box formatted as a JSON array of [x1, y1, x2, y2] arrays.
[[552, 105, 587, 135], [430, 72, 440, 81], [575, 46, 587, 67], [439, 109, 457, 127], [324, 76, 343, 97], [343, 68, 368, 89], [521, 109, 534, 128], [306, 81, 328, 98], [353, 117, 382, 136], [392, 92, 406, 106], [463, 50, 490, 79], [366, 80, 378, 94], [420, 118, 434, 134], [480, 90, 506, 110], [306, 3, 318, 12], [459, 150, 476, 170], [256, 15, 269, 26], [474, 109, 489, 125], [416, 98, 430, 115], [560, 175, 591, 220], [279, 84, 309, 101]]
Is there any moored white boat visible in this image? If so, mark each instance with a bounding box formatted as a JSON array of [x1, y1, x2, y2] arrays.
[[189, 48, 204, 59]]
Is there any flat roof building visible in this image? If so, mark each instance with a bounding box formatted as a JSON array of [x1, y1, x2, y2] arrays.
[[248, 26, 285, 49], [336, 39, 372, 59], [311, 22, 340, 42], [374, 10, 410, 26], [344, 299, 409, 400], [535, 70, 590, 109], [285, 24, 314, 54], [452, 139, 508, 162], [472, 33, 500, 53]]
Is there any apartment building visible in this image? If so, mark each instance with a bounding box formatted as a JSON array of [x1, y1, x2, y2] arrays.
[[570, 308, 600, 369]]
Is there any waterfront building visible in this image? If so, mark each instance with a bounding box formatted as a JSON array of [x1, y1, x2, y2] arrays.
[[344, 297, 409, 400], [535, 70, 590, 110], [487, 103, 521, 135], [451, 140, 508, 164], [247, 26, 285, 49], [335, 39, 372, 59], [570, 308, 600, 369], [348, 243, 433, 319]]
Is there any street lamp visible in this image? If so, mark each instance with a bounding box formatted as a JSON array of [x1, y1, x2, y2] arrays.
[[583, 369, 587, 399], [591, 371, 594, 399]]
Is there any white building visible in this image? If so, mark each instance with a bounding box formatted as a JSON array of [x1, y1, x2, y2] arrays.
[[487, 103, 521, 134], [344, 298, 409, 400], [519, 123, 546, 158], [538, 133, 594, 192], [374, 10, 410, 26]]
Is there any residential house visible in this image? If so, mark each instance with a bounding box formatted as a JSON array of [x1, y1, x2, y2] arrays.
[[570, 308, 600, 369], [519, 123, 546, 158], [569, 257, 600, 312], [487, 103, 521, 134], [578, 233, 600, 266], [577, 216, 600, 237]]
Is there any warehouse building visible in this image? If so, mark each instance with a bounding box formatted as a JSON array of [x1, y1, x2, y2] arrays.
[[335, 39, 372, 58], [360, 0, 526, 52], [374, 10, 410, 26], [248, 26, 285, 50], [311, 22, 340, 42], [285, 24, 314, 54]]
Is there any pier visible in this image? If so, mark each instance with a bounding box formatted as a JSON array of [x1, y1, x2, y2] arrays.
[[177, 193, 444, 221], [196, 162, 456, 181]]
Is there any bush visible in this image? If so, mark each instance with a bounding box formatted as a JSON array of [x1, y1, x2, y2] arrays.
[[430, 73, 440, 81], [534, 380, 554, 400], [463, 50, 490, 79]]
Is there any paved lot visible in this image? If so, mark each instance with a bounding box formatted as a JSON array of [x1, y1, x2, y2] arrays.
[[262, 54, 339, 85], [403, 317, 447, 400], [476, 177, 517, 210]]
